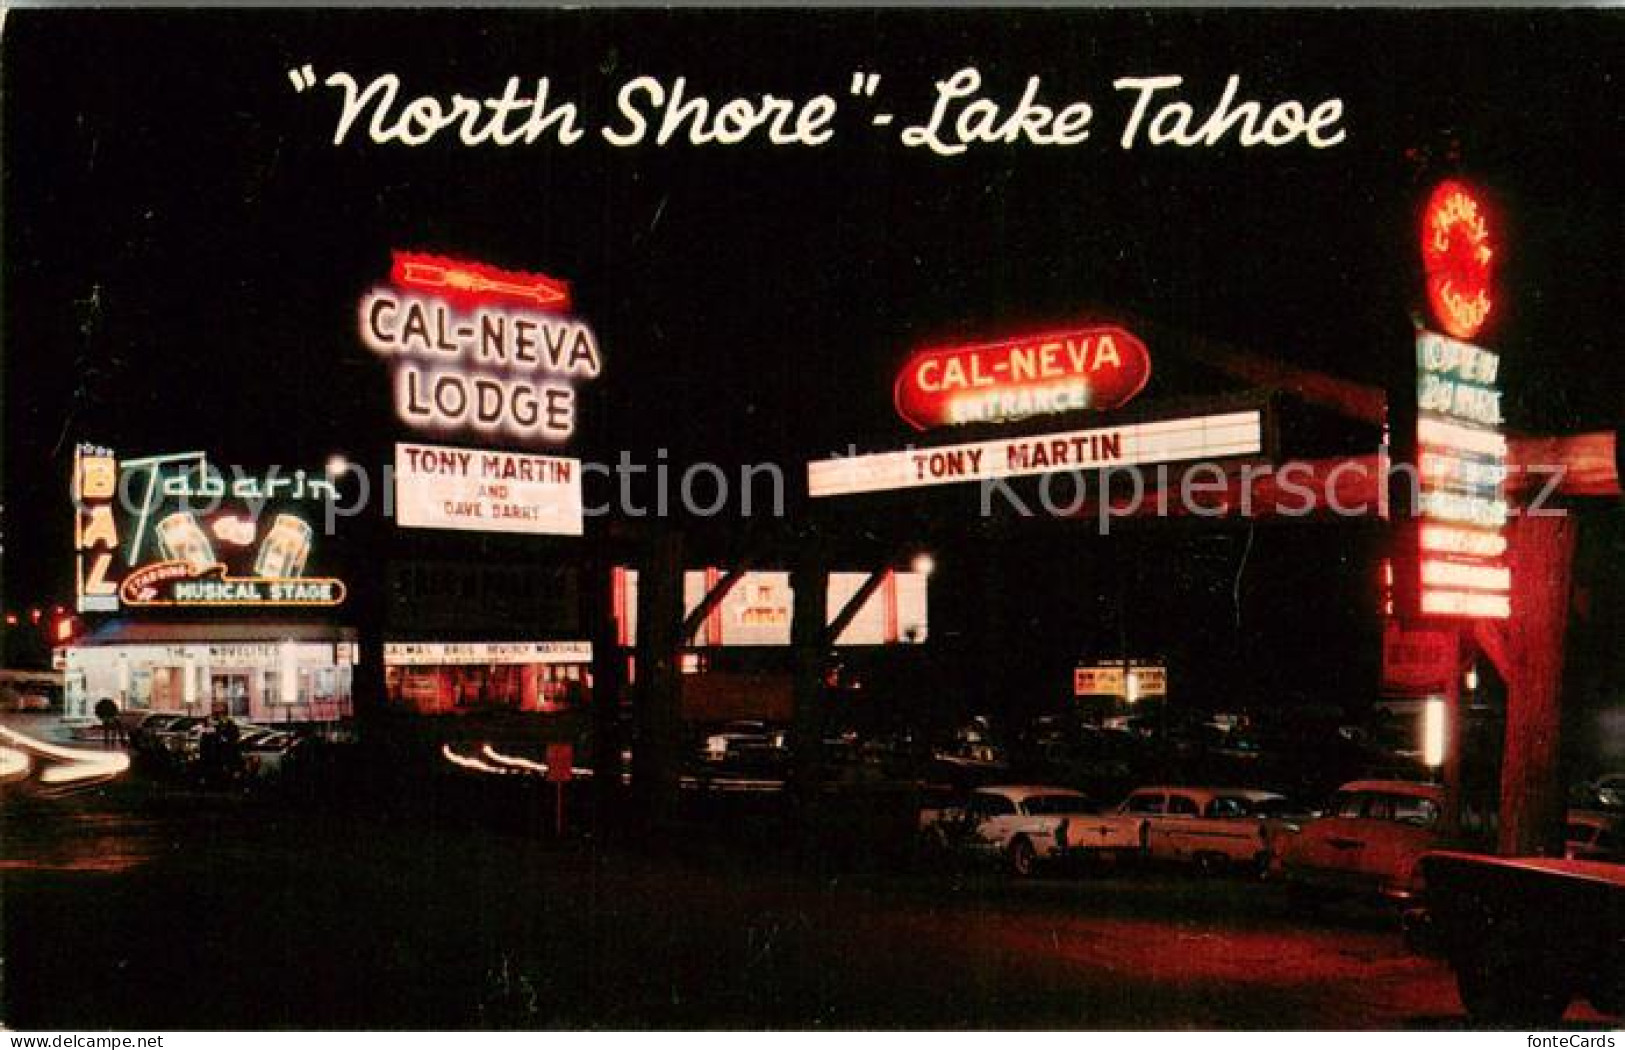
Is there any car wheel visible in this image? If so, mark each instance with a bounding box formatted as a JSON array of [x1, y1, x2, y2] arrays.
[[1454, 951, 1570, 1028], [1008, 836, 1037, 878]]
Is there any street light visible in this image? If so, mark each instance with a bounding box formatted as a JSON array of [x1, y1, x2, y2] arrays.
[[325, 453, 352, 478], [911, 552, 935, 577]]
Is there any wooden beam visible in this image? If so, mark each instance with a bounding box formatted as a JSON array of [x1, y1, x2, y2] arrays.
[[1172, 334, 1388, 426], [680, 564, 753, 644], [822, 566, 894, 647], [1496, 513, 1578, 857], [1058, 454, 1387, 522], [1507, 430, 1621, 500]]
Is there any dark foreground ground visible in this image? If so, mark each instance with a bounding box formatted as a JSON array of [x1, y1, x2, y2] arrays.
[[1, 763, 1616, 1031]]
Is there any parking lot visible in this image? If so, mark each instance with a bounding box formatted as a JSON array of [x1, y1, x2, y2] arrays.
[[7, 764, 1616, 1032]]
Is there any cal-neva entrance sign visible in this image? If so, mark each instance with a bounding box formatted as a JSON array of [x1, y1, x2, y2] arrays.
[[808, 410, 1263, 498]]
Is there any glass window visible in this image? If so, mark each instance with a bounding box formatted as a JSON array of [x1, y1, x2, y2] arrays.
[[1391, 795, 1440, 827], [1125, 793, 1165, 815], [1206, 796, 1250, 819], [1025, 794, 1095, 816], [1167, 794, 1200, 816], [1334, 792, 1368, 819], [1250, 797, 1295, 819], [968, 792, 1016, 818]]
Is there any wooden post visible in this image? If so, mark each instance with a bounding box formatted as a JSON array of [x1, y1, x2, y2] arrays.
[[632, 530, 684, 829], [1495, 512, 1578, 856], [585, 555, 625, 818], [1440, 637, 1464, 836], [789, 542, 829, 811]]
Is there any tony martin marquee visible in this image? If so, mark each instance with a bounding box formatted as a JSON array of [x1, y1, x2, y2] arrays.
[[395, 443, 584, 537], [809, 411, 1263, 498]]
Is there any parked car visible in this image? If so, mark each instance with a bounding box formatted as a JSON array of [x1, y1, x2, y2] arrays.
[[1565, 810, 1625, 863], [1277, 779, 1457, 902], [699, 721, 785, 765], [920, 784, 1143, 876], [127, 713, 186, 756], [1422, 852, 1625, 1026], [241, 729, 303, 781], [1582, 773, 1625, 811], [1121, 785, 1296, 873]]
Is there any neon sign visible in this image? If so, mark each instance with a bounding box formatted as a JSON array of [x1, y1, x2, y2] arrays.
[[894, 325, 1150, 430], [69, 449, 349, 611], [362, 252, 601, 443], [1421, 180, 1495, 341], [1414, 330, 1509, 620], [390, 252, 570, 312], [72, 445, 120, 613]]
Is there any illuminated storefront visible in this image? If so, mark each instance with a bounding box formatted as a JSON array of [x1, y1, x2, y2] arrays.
[[63, 623, 356, 721], [383, 641, 590, 715]]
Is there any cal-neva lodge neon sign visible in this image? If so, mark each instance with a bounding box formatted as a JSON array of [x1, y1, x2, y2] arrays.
[[361, 252, 602, 444]]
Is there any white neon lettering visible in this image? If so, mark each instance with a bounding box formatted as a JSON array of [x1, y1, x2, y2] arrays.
[[1115, 74, 1346, 150], [322, 72, 584, 148]]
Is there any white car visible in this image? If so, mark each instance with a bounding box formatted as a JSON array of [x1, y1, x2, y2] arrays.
[[920, 784, 1145, 876], [1278, 779, 1456, 902], [1120, 785, 1295, 873]]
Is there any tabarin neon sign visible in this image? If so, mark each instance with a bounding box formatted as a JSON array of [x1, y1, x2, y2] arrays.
[[1421, 180, 1496, 341], [362, 252, 602, 443], [69, 449, 351, 613], [894, 325, 1150, 430]]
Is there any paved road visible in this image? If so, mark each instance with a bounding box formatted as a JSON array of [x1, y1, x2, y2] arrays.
[[0, 771, 1613, 1030]]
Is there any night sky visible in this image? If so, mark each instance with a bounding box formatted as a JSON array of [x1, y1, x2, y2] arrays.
[[3, 10, 1621, 715]]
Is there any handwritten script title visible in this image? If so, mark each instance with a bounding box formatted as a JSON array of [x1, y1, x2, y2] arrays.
[[287, 66, 1348, 156]]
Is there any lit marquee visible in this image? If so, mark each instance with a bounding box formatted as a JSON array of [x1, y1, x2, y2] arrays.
[[1414, 329, 1510, 620]]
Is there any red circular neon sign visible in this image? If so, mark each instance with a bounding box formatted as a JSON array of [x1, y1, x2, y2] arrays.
[[1421, 180, 1496, 340], [894, 325, 1151, 430]]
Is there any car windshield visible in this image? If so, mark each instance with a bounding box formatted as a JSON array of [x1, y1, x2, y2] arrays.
[[1024, 794, 1095, 816]]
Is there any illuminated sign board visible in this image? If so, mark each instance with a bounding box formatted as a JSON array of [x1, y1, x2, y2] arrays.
[[70, 448, 347, 611], [895, 326, 1151, 429], [1381, 623, 1459, 696], [808, 410, 1262, 498], [1421, 180, 1496, 341], [383, 641, 592, 666], [360, 251, 601, 444], [1074, 662, 1167, 699], [394, 442, 584, 536], [73, 444, 121, 613], [617, 570, 930, 647], [1415, 330, 1510, 620]]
